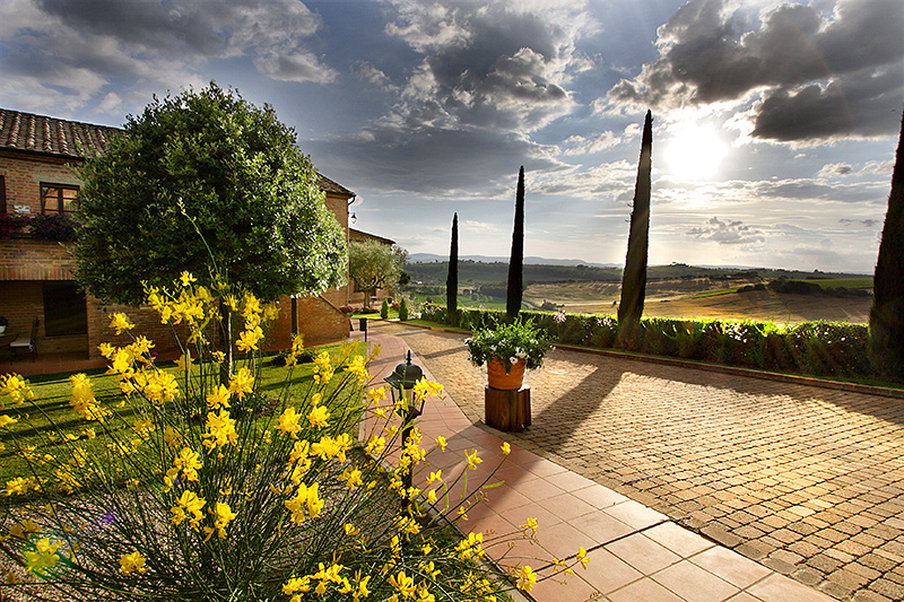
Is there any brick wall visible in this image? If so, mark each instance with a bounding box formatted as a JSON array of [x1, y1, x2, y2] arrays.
[[0, 238, 75, 280], [0, 152, 81, 214], [0, 281, 86, 355]]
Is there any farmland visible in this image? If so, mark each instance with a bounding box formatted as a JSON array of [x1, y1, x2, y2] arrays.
[[403, 261, 873, 324]]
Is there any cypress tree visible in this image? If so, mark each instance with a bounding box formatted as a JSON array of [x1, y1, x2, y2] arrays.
[[507, 166, 525, 321], [446, 212, 459, 324], [869, 108, 904, 378], [618, 110, 653, 341]]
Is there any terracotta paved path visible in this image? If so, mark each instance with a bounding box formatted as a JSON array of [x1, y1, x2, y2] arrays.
[[370, 321, 904, 602]]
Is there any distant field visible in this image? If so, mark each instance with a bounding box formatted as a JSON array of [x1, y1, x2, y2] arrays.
[[796, 277, 873, 290], [520, 279, 871, 324]]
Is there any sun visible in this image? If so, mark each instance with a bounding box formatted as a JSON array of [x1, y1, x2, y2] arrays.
[[662, 121, 729, 181]]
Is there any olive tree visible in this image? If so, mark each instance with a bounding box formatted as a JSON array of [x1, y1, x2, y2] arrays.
[[348, 240, 408, 308]]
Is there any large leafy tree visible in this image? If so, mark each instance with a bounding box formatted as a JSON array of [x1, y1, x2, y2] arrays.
[[446, 212, 459, 323], [506, 166, 525, 321], [869, 108, 904, 378], [618, 110, 653, 341], [348, 240, 408, 308], [74, 83, 347, 305]]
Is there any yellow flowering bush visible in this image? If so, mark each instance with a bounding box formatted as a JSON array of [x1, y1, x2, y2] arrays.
[[0, 272, 588, 600]]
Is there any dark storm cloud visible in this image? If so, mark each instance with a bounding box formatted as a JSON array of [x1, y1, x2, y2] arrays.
[[750, 68, 902, 141], [687, 216, 764, 245], [608, 0, 904, 141]]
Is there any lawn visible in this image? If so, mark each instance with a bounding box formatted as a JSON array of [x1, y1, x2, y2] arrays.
[[0, 344, 364, 484]]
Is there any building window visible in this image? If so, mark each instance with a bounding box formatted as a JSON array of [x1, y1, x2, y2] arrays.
[[43, 283, 88, 336], [40, 183, 79, 214]]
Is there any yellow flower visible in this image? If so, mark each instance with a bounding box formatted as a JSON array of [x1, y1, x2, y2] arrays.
[[389, 571, 417, 599], [577, 546, 590, 568], [285, 482, 323, 523], [203, 502, 237, 541], [5, 477, 35, 496], [435, 436, 447, 451], [310, 434, 352, 462], [464, 449, 483, 470], [70, 373, 111, 422], [228, 367, 254, 399], [515, 565, 537, 592], [24, 538, 61, 574], [276, 406, 303, 438], [366, 386, 387, 406], [413, 378, 444, 402], [120, 551, 147, 575], [175, 352, 192, 371], [521, 517, 539, 534], [501, 442, 511, 455], [307, 404, 330, 428], [343, 523, 360, 537], [109, 312, 135, 335], [0, 415, 18, 428], [206, 385, 231, 410], [179, 271, 197, 287], [343, 355, 369, 383], [365, 435, 385, 455], [236, 327, 264, 352], [7, 519, 40, 541], [0, 373, 36, 406], [171, 490, 206, 529], [202, 409, 237, 450], [174, 447, 202, 482], [341, 468, 363, 489], [427, 470, 442, 484], [312, 351, 334, 384]]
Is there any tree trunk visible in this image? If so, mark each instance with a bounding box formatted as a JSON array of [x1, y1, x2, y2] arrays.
[[869, 108, 904, 379], [618, 110, 653, 345], [507, 166, 525, 321], [447, 212, 459, 324]]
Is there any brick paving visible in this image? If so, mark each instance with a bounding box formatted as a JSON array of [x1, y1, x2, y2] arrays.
[[370, 321, 904, 601]]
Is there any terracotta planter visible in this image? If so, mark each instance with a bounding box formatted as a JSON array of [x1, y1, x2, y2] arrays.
[[486, 357, 525, 390]]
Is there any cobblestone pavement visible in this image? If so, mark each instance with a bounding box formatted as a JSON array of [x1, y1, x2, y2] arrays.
[[369, 321, 904, 602]]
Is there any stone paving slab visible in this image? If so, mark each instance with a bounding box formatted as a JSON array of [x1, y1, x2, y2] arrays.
[[366, 321, 904, 601], [357, 325, 836, 601]]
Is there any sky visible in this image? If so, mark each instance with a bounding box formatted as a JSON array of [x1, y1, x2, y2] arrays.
[[1, 0, 902, 273]]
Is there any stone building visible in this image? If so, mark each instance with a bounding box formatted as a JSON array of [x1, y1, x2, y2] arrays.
[[0, 107, 353, 360]]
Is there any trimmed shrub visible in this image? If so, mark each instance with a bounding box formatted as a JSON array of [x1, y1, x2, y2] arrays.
[[398, 298, 409, 321], [380, 298, 390, 319]]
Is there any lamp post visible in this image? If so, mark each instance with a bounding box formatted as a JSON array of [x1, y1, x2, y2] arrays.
[[385, 350, 424, 511]]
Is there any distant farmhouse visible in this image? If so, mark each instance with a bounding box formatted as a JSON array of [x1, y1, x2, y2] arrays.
[[0, 107, 357, 359]]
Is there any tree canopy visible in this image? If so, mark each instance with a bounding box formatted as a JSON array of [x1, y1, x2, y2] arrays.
[[74, 83, 347, 305], [348, 240, 408, 306]]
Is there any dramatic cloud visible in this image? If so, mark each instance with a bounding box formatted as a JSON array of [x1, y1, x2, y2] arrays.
[[382, 0, 597, 133], [687, 216, 765, 245], [0, 0, 336, 114], [606, 0, 903, 142]]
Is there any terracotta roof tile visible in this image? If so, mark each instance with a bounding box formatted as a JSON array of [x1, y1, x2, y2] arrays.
[[1, 107, 356, 198], [0, 108, 122, 158]]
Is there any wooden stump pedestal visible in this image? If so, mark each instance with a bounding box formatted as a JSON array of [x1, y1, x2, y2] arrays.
[[484, 386, 531, 432]]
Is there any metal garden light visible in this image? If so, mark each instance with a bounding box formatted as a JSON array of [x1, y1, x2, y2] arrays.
[[384, 350, 425, 508]]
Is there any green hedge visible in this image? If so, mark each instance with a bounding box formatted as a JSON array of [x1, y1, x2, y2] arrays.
[[420, 304, 875, 379]]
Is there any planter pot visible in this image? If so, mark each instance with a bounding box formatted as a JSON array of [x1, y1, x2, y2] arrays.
[[486, 357, 525, 390]]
